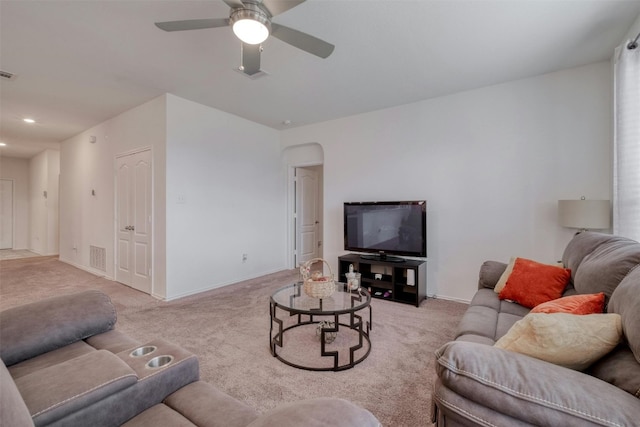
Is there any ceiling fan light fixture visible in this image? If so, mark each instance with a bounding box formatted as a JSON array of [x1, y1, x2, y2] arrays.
[[231, 8, 271, 45]]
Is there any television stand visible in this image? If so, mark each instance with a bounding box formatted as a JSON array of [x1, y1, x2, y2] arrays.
[[338, 254, 427, 307], [360, 253, 405, 263]]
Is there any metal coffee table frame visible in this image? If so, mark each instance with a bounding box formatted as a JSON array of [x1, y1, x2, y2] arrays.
[[270, 282, 372, 371]]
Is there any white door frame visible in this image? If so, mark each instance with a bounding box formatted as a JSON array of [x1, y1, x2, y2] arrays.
[[114, 146, 154, 295], [0, 179, 14, 249], [286, 163, 323, 269]]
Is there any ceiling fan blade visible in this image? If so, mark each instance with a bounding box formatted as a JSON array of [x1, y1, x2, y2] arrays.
[[155, 18, 229, 32], [241, 43, 262, 76], [260, 0, 306, 17], [271, 23, 334, 58], [222, 0, 245, 8]]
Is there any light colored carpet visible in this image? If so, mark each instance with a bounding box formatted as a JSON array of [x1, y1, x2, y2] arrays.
[[0, 256, 468, 426], [0, 249, 41, 260]]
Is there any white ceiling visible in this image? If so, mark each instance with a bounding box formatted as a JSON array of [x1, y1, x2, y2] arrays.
[[1, 0, 639, 158]]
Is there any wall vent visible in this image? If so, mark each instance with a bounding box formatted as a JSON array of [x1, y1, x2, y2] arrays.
[[90, 245, 106, 272], [0, 70, 16, 80]]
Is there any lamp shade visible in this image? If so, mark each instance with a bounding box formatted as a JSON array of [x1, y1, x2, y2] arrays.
[[558, 199, 610, 230]]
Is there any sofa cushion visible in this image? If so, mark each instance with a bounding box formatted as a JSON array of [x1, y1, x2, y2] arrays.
[[8, 340, 96, 380], [478, 260, 507, 290], [122, 404, 197, 427], [530, 292, 605, 315], [0, 290, 117, 366], [573, 236, 640, 299], [246, 398, 381, 427], [162, 381, 259, 427], [494, 313, 622, 370], [455, 289, 528, 343], [498, 258, 570, 308], [608, 265, 640, 363], [1, 362, 34, 427], [14, 349, 138, 426], [435, 341, 640, 426], [561, 231, 618, 277], [588, 344, 640, 398]]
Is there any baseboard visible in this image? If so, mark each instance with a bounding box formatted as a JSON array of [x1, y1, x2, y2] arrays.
[[163, 266, 289, 301], [58, 257, 114, 281], [30, 250, 59, 256], [427, 294, 471, 304]]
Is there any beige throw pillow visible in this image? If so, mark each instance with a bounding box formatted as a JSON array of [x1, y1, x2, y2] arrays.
[[495, 312, 622, 371], [494, 257, 516, 294]]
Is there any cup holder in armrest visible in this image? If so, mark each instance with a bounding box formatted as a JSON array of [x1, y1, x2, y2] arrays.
[[146, 355, 174, 369], [118, 339, 196, 379], [129, 346, 157, 358]]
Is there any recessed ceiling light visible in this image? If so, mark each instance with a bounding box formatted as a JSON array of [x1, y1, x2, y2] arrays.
[[0, 142, 6, 146], [23, 118, 36, 123]]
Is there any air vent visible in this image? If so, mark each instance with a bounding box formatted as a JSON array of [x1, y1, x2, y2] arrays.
[[90, 245, 106, 272], [0, 70, 16, 80]]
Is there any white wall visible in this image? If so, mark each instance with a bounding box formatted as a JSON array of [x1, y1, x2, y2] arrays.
[[281, 62, 612, 302], [59, 95, 167, 291], [60, 93, 286, 300], [165, 94, 286, 299], [29, 149, 60, 255], [0, 157, 29, 249]]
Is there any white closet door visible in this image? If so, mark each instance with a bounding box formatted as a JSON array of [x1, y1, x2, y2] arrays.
[[116, 150, 152, 294]]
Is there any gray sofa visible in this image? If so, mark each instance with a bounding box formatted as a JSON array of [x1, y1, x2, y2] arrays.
[[432, 232, 640, 426], [0, 290, 380, 427]]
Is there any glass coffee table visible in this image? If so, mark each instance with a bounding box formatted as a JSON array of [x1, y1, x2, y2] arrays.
[[270, 282, 372, 371]]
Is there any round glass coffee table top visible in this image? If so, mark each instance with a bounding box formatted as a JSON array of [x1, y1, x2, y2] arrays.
[[270, 282, 371, 314], [269, 282, 372, 371]]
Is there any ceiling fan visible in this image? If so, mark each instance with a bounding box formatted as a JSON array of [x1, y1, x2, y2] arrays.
[[155, 0, 335, 77]]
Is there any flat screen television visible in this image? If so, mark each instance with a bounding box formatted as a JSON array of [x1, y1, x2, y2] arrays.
[[344, 201, 426, 262]]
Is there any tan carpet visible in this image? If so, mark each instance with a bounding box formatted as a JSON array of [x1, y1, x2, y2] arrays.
[[0, 256, 468, 426], [0, 249, 41, 260]]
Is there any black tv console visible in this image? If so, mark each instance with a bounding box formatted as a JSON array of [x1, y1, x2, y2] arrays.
[[338, 254, 426, 307]]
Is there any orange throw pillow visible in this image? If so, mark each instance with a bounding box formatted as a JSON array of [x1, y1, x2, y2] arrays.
[[530, 292, 605, 314], [498, 257, 571, 309]]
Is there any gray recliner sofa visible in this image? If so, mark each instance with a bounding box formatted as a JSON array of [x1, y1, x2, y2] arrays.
[[0, 290, 380, 427], [432, 231, 640, 426]]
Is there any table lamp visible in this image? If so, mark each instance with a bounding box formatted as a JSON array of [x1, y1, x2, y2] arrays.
[[558, 197, 610, 231]]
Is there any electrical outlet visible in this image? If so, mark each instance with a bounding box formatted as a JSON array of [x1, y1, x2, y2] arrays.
[[242, 253, 248, 263]]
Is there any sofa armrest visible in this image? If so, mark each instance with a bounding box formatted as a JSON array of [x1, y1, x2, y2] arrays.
[[435, 341, 640, 426], [1, 361, 34, 427], [15, 349, 137, 426], [0, 291, 117, 366], [478, 261, 507, 290]]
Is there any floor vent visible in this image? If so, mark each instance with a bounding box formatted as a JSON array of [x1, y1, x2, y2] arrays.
[[90, 245, 106, 272]]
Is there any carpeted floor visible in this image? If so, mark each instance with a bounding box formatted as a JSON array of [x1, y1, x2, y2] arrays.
[[0, 256, 468, 426], [0, 249, 41, 260]]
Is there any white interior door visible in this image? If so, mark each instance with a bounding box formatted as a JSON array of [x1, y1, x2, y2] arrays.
[[0, 179, 13, 249], [295, 167, 319, 264], [116, 150, 152, 294]]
